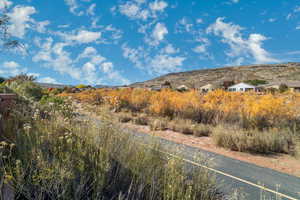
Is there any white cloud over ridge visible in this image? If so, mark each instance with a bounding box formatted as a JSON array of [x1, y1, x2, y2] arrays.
[[39, 77, 59, 84], [0, 61, 27, 76], [207, 17, 278, 64], [122, 44, 185, 75]]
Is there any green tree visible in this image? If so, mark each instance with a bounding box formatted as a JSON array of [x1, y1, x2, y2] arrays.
[[279, 84, 289, 93], [245, 79, 268, 86]]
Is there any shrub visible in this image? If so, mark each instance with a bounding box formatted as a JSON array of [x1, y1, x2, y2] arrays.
[[168, 119, 212, 137], [245, 79, 267, 86], [133, 114, 149, 125], [149, 118, 169, 131], [193, 124, 212, 137], [6, 80, 43, 101], [117, 112, 133, 123], [279, 84, 289, 93], [212, 125, 296, 154], [76, 84, 87, 89]]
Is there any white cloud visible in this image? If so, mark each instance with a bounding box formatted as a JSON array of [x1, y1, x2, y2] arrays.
[[196, 18, 203, 24], [116, 0, 167, 21], [162, 44, 178, 54], [268, 18, 276, 23], [100, 62, 113, 73], [151, 22, 168, 45], [99, 62, 130, 85], [231, 0, 239, 3], [296, 25, 300, 30], [64, 0, 83, 16], [207, 17, 278, 64], [193, 45, 206, 54], [150, 54, 185, 74], [35, 20, 50, 33], [149, 1, 168, 12], [1, 61, 27, 76], [3, 61, 19, 69], [8, 5, 36, 38], [39, 77, 59, 84], [61, 30, 101, 43], [119, 1, 149, 21], [0, 0, 12, 10], [33, 38, 82, 80], [87, 3, 96, 16], [122, 44, 185, 75], [193, 37, 210, 56]]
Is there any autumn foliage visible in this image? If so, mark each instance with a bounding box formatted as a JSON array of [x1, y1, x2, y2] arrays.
[[60, 88, 300, 129]]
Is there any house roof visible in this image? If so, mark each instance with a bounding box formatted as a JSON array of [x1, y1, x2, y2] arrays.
[[228, 82, 256, 89], [200, 83, 220, 90]]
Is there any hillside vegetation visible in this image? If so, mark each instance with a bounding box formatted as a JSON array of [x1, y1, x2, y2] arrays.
[[130, 63, 300, 88], [0, 77, 220, 199], [61, 88, 300, 156]]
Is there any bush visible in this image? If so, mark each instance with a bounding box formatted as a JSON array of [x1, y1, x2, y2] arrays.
[[279, 84, 289, 93], [6, 80, 43, 101], [212, 125, 296, 154], [168, 119, 212, 137], [245, 79, 267, 86], [133, 114, 149, 125], [149, 118, 169, 131], [117, 112, 133, 123], [76, 84, 87, 89]]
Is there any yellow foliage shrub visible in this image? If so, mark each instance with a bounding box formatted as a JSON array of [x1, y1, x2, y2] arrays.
[[61, 88, 300, 129]]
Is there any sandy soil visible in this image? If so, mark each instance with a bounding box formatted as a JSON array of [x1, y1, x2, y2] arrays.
[[76, 103, 300, 178]]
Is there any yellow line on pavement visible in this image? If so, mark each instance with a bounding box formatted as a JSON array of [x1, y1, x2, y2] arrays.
[[140, 143, 299, 200]]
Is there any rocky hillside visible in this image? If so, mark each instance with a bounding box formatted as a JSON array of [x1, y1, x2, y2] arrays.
[[130, 63, 300, 88]]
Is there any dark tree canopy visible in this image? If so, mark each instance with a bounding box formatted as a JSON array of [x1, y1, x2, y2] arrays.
[[0, 77, 5, 83]]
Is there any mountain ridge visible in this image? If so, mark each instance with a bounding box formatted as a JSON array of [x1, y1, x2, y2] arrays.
[[130, 62, 300, 88]]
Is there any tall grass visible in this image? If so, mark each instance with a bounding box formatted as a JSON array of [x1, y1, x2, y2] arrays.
[[0, 96, 220, 199]]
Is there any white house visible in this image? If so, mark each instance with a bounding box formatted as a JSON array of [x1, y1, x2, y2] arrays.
[[228, 82, 257, 92]]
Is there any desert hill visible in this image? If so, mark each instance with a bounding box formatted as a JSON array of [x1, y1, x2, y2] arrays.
[[130, 63, 300, 88]]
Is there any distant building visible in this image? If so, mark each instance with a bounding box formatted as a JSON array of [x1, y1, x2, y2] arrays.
[[200, 84, 220, 93], [228, 82, 257, 92], [176, 85, 189, 92], [263, 81, 300, 92]]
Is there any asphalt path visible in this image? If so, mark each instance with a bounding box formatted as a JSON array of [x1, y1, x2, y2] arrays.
[[85, 116, 300, 200]]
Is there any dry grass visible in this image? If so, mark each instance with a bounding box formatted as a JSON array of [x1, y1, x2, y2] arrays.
[[168, 119, 212, 137], [149, 118, 169, 131], [212, 125, 296, 154], [117, 112, 133, 123], [133, 114, 149, 126], [0, 99, 221, 200]]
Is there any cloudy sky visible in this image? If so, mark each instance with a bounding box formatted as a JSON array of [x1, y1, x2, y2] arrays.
[[0, 0, 299, 85]]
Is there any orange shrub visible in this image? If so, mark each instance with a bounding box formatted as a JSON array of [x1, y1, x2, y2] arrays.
[[60, 88, 300, 129]]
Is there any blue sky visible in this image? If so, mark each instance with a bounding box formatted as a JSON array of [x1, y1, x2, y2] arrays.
[[0, 0, 300, 85]]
